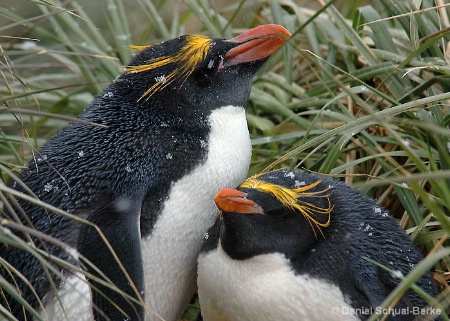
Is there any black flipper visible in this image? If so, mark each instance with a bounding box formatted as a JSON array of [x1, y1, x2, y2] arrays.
[[78, 200, 144, 321], [352, 256, 440, 321], [353, 257, 388, 308]]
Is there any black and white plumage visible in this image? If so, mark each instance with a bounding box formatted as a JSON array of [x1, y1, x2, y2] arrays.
[[198, 169, 440, 321], [1, 25, 291, 321]]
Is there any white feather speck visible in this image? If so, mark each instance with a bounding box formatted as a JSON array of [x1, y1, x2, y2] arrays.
[[391, 270, 403, 278], [284, 171, 295, 179], [200, 139, 208, 149], [294, 180, 306, 187], [44, 182, 53, 192], [154, 75, 167, 84]]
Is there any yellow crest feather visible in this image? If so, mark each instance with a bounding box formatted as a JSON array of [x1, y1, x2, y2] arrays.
[[239, 176, 333, 238], [125, 35, 212, 100], [129, 45, 152, 52]]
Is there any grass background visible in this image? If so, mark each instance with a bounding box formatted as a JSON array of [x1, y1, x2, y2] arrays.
[[0, 0, 449, 320]]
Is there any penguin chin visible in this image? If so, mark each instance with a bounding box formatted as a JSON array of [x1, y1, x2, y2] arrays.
[[219, 212, 320, 261]]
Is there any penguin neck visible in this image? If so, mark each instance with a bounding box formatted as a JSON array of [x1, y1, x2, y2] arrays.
[[140, 105, 252, 321]]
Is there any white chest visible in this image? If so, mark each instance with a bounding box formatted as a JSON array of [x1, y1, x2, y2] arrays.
[[197, 245, 359, 321], [141, 105, 251, 321], [42, 105, 251, 321]]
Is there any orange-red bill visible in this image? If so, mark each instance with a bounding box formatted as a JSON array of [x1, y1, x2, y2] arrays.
[[223, 24, 291, 67], [214, 188, 264, 215]]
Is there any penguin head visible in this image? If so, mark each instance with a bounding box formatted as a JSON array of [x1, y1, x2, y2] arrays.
[[214, 170, 334, 260], [121, 25, 290, 112]]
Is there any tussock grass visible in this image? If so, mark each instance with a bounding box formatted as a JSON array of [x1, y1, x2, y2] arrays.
[[1, 0, 449, 320]]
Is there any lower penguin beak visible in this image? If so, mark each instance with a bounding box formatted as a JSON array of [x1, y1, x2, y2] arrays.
[[223, 24, 291, 67], [214, 188, 265, 215]]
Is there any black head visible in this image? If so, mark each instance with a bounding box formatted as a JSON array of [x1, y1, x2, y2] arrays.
[[215, 170, 333, 260], [116, 25, 290, 115]]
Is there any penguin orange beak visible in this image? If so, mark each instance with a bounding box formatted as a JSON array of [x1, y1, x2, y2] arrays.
[[223, 24, 291, 68], [214, 188, 265, 215]]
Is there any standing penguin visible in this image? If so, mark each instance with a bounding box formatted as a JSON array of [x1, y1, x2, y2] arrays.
[[198, 169, 440, 321], [1, 25, 291, 321]]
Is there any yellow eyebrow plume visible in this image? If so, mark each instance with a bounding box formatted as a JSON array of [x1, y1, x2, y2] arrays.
[[239, 177, 333, 238], [125, 35, 212, 100]]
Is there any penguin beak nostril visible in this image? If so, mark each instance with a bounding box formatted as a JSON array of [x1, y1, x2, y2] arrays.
[[214, 188, 265, 215]]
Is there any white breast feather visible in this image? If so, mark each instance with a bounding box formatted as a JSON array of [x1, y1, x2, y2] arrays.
[[198, 245, 360, 321], [141, 105, 251, 321]]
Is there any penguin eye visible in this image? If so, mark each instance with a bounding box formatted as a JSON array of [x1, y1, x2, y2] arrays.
[[200, 40, 224, 73], [268, 209, 291, 220], [206, 56, 219, 71], [251, 195, 289, 218], [265, 205, 295, 219], [193, 56, 222, 85]]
